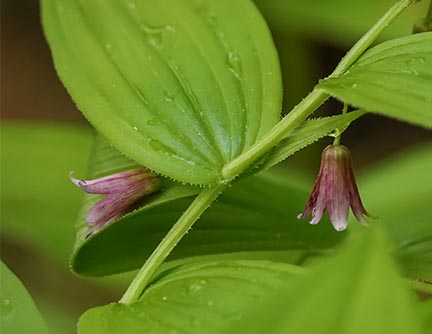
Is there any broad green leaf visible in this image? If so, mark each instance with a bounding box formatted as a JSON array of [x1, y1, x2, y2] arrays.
[[42, 0, 282, 185], [255, 0, 428, 47], [0, 122, 93, 264], [358, 143, 432, 281], [317, 33, 432, 128], [77, 260, 304, 334], [254, 110, 366, 172], [0, 261, 47, 334], [422, 299, 432, 333], [222, 228, 424, 334], [71, 136, 345, 276]]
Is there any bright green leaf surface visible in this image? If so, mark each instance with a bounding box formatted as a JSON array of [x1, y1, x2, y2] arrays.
[[222, 229, 424, 334], [0, 123, 93, 264], [77, 260, 304, 334], [317, 33, 432, 128], [41, 0, 282, 185], [71, 136, 345, 276], [359, 143, 432, 281], [0, 261, 47, 334], [422, 299, 432, 333], [255, 0, 428, 46]]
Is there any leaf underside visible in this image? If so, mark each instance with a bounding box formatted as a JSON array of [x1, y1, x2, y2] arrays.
[[42, 0, 283, 185], [317, 32, 432, 128]]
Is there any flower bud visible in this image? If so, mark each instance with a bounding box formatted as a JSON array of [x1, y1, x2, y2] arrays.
[[70, 168, 162, 234]]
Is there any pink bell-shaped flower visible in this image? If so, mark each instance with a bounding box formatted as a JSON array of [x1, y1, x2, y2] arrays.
[[70, 168, 162, 234], [297, 145, 371, 231]]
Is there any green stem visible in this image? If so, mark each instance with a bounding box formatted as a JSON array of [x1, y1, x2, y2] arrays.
[[119, 185, 225, 304], [221, 0, 415, 181], [332, 0, 415, 76], [222, 90, 328, 180], [119, 0, 415, 304], [333, 103, 348, 145]]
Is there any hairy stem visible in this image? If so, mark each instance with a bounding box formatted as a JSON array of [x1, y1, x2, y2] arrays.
[[221, 0, 416, 181], [120, 185, 225, 304], [333, 103, 348, 145], [120, 0, 415, 304]]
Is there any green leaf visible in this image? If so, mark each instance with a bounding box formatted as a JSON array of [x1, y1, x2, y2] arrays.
[[0, 261, 47, 334], [0, 122, 93, 264], [422, 299, 432, 333], [222, 228, 424, 334], [358, 143, 432, 281], [317, 33, 432, 128], [71, 137, 345, 276], [41, 0, 282, 185], [255, 110, 366, 172], [255, 0, 429, 47], [77, 260, 304, 334]]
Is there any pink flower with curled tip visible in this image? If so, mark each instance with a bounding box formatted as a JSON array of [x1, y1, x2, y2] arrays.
[[70, 168, 162, 234], [297, 145, 371, 231]]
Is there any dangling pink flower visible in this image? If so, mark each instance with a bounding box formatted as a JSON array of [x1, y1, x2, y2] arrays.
[[70, 168, 161, 234], [297, 145, 371, 231]]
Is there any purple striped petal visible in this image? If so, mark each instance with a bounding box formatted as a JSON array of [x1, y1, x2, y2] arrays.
[[86, 192, 138, 226], [70, 168, 162, 230], [70, 168, 154, 194], [297, 144, 371, 231]]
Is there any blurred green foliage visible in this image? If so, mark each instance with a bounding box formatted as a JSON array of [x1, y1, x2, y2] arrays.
[[0, 261, 47, 334], [1, 123, 93, 263]]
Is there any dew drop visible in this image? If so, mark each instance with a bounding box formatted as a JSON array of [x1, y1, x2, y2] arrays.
[[1, 299, 13, 317], [188, 279, 207, 294], [149, 139, 179, 157], [146, 118, 157, 126], [351, 83, 358, 89], [164, 90, 175, 102], [141, 23, 176, 50], [133, 126, 138, 131], [165, 25, 176, 33], [226, 50, 241, 80], [171, 155, 196, 166]]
